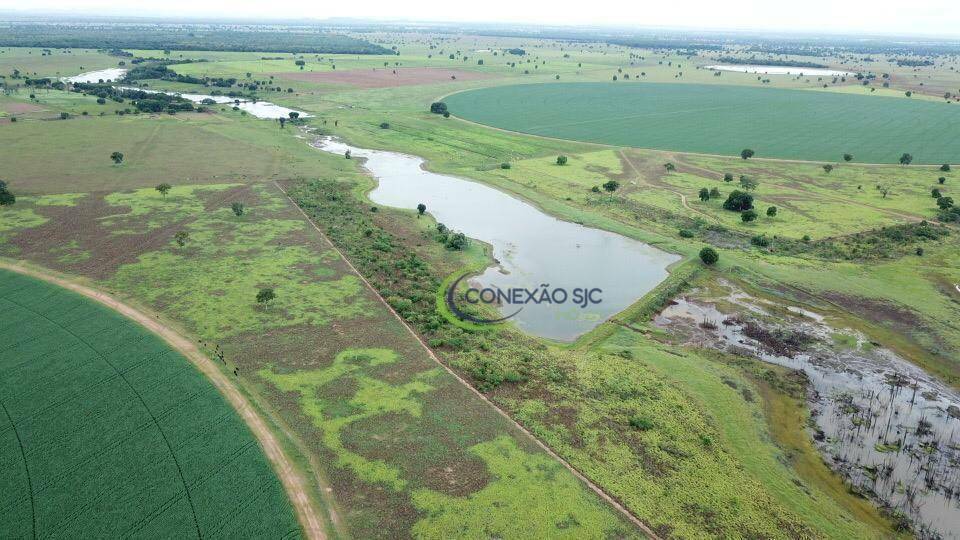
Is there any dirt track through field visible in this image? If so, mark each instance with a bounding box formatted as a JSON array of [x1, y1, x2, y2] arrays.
[[274, 181, 661, 539], [0, 261, 328, 540]]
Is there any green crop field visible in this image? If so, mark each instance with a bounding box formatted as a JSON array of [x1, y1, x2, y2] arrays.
[[0, 269, 299, 538], [445, 82, 960, 163]]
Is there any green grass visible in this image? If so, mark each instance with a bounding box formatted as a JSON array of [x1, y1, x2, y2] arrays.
[[445, 82, 960, 163], [0, 269, 299, 538]]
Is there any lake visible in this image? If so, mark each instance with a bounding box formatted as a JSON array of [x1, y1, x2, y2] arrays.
[[64, 68, 128, 83], [705, 64, 851, 76], [314, 137, 680, 342]]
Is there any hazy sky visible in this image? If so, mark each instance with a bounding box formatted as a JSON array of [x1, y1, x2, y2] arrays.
[[2, 0, 959, 37]]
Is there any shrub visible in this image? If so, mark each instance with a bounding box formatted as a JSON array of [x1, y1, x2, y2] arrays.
[[602, 180, 620, 192], [741, 209, 759, 222], [379, 122, 390, 129], [556, 155, 568, 166], [679, 229, 695, 238], [628, 416, 654, 431], [699, 247, 719, 265], [740, 148, 755, 160], [429, 101, 448, 114], [941, 164, 951, 172], [723, 173, 733, 182], [500, 162, 511, 169], [751, 235, 770, 247], [766, 206, 777, 217]]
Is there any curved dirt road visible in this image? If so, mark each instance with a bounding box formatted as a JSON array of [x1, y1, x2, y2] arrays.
[[0, 261, 327, 540]]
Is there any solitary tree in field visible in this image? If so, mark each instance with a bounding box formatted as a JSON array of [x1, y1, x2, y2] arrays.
[[174, 230, 189, 247], [278, 117, 286, 128], [740, 149, 755, 160], [822, 164, 833, 173], [664, 162, 676, 172], [939, 177, 946, 184], [288, 111, 299, 120], [698, 187, 710, 201], [723, 173, 734, 182], [345, 149, 351, 160], [741, 209, 758, 223], [699, 247, 719, 266], [556, 155, 568, 166], [739, 175, 759, 191], [843, 153, 853, 162], [110, 151, 124, 165], [899, 153, 913, 165], [602, 180, 620, 192], [417, 203, 426, 217], [231, 202, 245, 217], [767, 206, 777, 217], [256, 288, 276, 304], [156, 183, 172, 197], [941, 164, 951, 172], [723, 190, 754, 211]]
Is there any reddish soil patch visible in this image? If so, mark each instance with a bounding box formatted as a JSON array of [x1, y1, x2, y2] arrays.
[[2, 102, 46, 114], [280, 67, 494, 88]]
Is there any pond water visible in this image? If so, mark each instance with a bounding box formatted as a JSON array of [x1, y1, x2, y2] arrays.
[[64, 68, 128, 84], [117, 87, 309, 119], [655, 289, 960, 538], [705, 64, 851, 77], [313, 137, 680, 342]]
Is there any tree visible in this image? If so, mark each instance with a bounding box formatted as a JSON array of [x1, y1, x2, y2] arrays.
[[430, 102, 448, 114], [932, 188, 942, 199], [288, 112, 300, 120], [843, 153, 854, 162], [709, 187, 721, 198], [0, 180, 15, 206], [602, 180, 620, 192], [60, 112, 69, 120], [446, 232, 468, 250], [278, 117, 286, 128], [174, 230, 189, 247], [416, 203, 426, 217], [899, 153, 913, 165], [110, 151, 124, 165], [699, 247, 719, 265], [938, 196, 954, 210], [231, 202, 245, 216], [664, 162, 676, 172], [380, 122, 390, 129], [345, 149, 352, 159], [740, 149, 755, 160], [941, 164, 951, 172], [155, 183, 172, 197], [723, 190, 754, 211], [741, 209, 758, 223], [256, 288, 276, 304], [939, 177, 946, 184], [698, 187, 710, 201], [766, 206, 777, 217], [738, 175, 759, 191], [723, 173, 734, 182], [822, 164, 833, 173], [556, 155, 568, 166]]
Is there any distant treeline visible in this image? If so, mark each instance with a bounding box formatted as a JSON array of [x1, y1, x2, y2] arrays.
[[607, 39, 725, 52], [0, 23, 393, 54], [892, 58, 935, 67], [714, 56, 828, 68]]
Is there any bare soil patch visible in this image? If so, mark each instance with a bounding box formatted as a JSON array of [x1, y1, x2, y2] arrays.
[[281, 67, 494, 88], [2, 102, 46, 114]]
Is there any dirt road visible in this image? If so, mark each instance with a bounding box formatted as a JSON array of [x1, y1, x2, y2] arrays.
[[0, 261, 328, 540]]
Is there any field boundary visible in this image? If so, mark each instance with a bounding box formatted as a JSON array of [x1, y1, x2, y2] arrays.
[[274, 181, 662, 539], [0, 260, 328, 540]]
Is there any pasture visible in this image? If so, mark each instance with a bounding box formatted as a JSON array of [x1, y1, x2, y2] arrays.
[[445, 82, 960, 163], [0, 269, 299, 538]]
